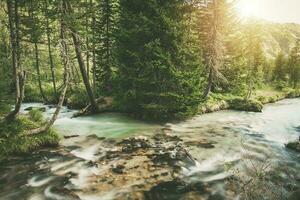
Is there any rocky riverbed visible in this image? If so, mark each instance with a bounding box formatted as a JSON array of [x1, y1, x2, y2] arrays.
[[1, 99, 300, 200]]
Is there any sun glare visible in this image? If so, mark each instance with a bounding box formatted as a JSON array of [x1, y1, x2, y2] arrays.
[[236, 0, 261, 18]]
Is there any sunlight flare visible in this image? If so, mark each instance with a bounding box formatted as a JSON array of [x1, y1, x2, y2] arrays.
[[236, 0, 261, 18]]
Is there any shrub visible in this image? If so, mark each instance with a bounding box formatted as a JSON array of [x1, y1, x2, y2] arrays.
[[0, 101, 12, 116], [28, 109, 44, 123]]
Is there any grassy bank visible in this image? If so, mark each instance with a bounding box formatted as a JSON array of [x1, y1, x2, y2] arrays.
[[198, 86, 300, 115], [0, 110, 60, 161]]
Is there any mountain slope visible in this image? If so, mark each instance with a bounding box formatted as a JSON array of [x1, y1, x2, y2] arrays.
[[260, 22, 300, 58]]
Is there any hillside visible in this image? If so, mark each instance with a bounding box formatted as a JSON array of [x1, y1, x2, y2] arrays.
[[260, 22, 300, 58]]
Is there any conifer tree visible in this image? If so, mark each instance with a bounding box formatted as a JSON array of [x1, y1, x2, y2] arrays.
[[94, 0, 120, 94], [115, 0, 202, 120], [197, 0, 232, 98]]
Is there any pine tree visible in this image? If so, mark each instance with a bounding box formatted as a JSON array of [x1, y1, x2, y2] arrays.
[[115, 0, 202, 120], [197, 0, 233, 98], [94, 0, 120, 95]]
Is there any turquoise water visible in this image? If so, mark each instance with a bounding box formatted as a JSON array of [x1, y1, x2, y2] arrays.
[[21, 103, 159, 138]]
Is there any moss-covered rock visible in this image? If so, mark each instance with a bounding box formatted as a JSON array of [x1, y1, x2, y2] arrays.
[[228, 97, 263, 112]]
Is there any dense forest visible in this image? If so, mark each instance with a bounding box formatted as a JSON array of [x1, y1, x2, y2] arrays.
[[1, 0, 300, 121], [0, 0, 300, 200]]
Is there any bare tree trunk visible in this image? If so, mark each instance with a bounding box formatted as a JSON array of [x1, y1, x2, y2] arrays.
[[5, 0, 25, 121], [91, 1, 96, 95], [65, 0, 98, 112], [246, 79, 253, 100], [85, 0, 90, 81], [45, 0, 58, 101], [203, 0, 223, 99], [34, 42, 48, 102], [203, 67, 213, 98], [24, 2, 70, 136]]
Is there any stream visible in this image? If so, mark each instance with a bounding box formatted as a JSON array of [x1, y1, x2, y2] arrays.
[[0, 99, 300, 200]]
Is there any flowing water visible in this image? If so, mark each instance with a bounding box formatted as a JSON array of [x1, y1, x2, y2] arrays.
[[0, 99, 300, 200]]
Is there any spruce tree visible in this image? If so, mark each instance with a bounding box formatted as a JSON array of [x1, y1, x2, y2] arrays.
[[197, 0, 233, 98], [94, 0, 119, 95], [115, 0, 202, 121]]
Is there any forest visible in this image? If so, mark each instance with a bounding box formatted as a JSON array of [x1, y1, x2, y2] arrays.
[[0, 0, 300, 200]]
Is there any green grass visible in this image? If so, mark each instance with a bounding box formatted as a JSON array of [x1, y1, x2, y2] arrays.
[[0, 111, 60, 160]]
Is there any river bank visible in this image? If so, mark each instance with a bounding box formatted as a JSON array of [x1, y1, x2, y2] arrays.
[[198, 87, 300, 114], [1, 87, 299, 160]]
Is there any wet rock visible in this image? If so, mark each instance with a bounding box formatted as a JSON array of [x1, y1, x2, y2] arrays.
[[112, 164, 125, 174], [24, 106, 46, 112], [82, 133, 198, 199], [64, 135, 79, 139], [144, 180, 206, 200], [150, 144, 196, 167], [286, 140, 300, 153], [185, 140, 216, 149], [208, 193, 224, 200], [51, 187, 81, 200], [153, 133, 182, 142], [118, 137, 151, 153]]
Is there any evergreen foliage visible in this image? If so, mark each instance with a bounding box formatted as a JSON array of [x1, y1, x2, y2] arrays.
[[0, 0, 300, 121], [94, 0, 120, 94], [114, 0, 203, 120]]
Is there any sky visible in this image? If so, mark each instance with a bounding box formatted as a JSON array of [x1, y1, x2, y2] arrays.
[[236, 0, 300, 24]]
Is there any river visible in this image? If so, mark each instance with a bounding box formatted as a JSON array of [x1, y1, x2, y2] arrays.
[[0, 98, 299, 200]]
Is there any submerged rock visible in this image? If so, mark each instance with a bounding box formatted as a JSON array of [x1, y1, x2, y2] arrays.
[[185, 140, 216, 149], [50, 187, 81, 200], [286, 139, 300, 153], [64, 135, 80, 139], [112, 164, 126, 174], [81, 133, 198, 199], [118, 136, 151, 153], [144, 180, 207, 200]]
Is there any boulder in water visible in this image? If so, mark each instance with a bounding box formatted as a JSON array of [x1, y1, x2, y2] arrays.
[[286, 140, 300, 153]]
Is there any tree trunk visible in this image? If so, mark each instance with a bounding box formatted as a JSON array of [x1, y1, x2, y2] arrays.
[[203, 67, 213, 98], [5, 0, 25, 121], [65, 0, 98, 112], [246, 79, 253, 100], [24, 2, 70, 136], [203, 0, 217, 99], [34, 42, 48, 102], [91, 1, 96, 95], [85, 0, 90, 81], [45, 1, 58, 101]]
